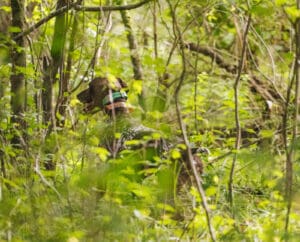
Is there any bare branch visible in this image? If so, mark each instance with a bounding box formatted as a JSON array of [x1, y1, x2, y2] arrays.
[[14, 1, 79, 40], [184, 43, 237, 73], [13, 0, 152, 40], [75, 0, 152, 11]]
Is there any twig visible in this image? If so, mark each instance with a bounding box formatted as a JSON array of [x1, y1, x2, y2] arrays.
[[34, 166, 63, 200], [250, 25, 286, 103]]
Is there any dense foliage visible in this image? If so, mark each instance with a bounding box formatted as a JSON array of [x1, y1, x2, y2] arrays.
[[0, 0, 300, 241]]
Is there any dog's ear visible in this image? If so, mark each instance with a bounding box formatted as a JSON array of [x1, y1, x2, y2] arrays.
[[117, 77, 128, 91]]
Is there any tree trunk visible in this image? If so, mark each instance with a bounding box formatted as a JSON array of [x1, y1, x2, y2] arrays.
[[42, 0, 68, 170], [42, 0, 68, 131], [10, 0, 26, 146], [119, 1, 146, 113], [56, 13, 79, 128], [0, 0, 10, 35], [285, 1, 300, 235]]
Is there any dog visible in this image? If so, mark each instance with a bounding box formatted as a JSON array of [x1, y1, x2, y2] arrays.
[[77, 76, 167, 158], [77, 76, 205, 182]]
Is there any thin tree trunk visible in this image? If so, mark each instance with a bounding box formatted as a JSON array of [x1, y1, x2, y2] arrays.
[[152, 0, 167, 112], [119, 0, 146, 113], [285, 0, 300, 236], [228, 15, 251, 214], [0, 0, 10, 36], [42, 0, 68, 130], [120, 9, 143, 80], [42, 60, 53, 128], [10, 0, 26, 146], [56, 13, 79, 128], [42, 0, 68, 170], [0, 0, 9, 177]]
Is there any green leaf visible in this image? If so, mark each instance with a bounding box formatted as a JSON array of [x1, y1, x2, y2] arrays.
[[171, 149, 181, 159], [285, 6, 300, 21], [125, 139, 142, 146], [275, 0, 287, 6], [89, 136, 99, 146], [0, 6, 11, 12], [190, 186, 202, 202], [157, 203, 175, 212], [132, 80, 143, 95], [260, 129, 274, 138], [131, 187, 151, 199], [205, 186, 217, 197], [92, 147, 110, 161], [251, 5, 270, 16], [1, 177, 20, 189], [8, 26, 21, 33]]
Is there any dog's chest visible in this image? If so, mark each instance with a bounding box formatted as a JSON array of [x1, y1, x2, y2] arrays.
[[100, 121, 162, 156]]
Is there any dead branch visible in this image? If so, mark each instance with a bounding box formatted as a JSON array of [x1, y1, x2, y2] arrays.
[[184, 43, 237, 73]]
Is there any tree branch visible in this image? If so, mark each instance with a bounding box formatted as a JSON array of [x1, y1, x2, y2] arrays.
[[184, 43, 237, 73], [13, 0, 152, 40], [184, 42, 284, 106], [75, 0, 152, 11]]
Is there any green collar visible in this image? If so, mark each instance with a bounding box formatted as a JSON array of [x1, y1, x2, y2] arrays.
[[102, 91, 128, 105]]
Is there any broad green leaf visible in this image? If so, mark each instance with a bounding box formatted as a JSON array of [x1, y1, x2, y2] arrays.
[[260, 129, 274, 138], [115, 132, 122, 139], [205, 186, 217, 197], [285, 6, 300, 21], [251, 5, 270, 16], [125, 139, 141, 146], [89, 136, 99, 146], [132, 80, 143, 95], [213, 175, 219, 184], [1, 178, 20, 189], [275, 0, 287, 6], [171, 149, 181, 159], [8, 26, 21, 33], [157, 203, 175, 212], [70, 98, 80, 107], [0, 6, 11, 12], [92, 147, 110, 161]]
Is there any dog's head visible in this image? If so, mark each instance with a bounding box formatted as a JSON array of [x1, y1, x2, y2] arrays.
[[77, 76, 128, 113]]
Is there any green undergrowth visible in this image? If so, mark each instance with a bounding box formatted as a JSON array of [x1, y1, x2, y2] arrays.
[[1, 118, 299, 241]]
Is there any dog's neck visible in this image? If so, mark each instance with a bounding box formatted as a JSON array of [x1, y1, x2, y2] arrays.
[[103, 91, 129, 120]]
